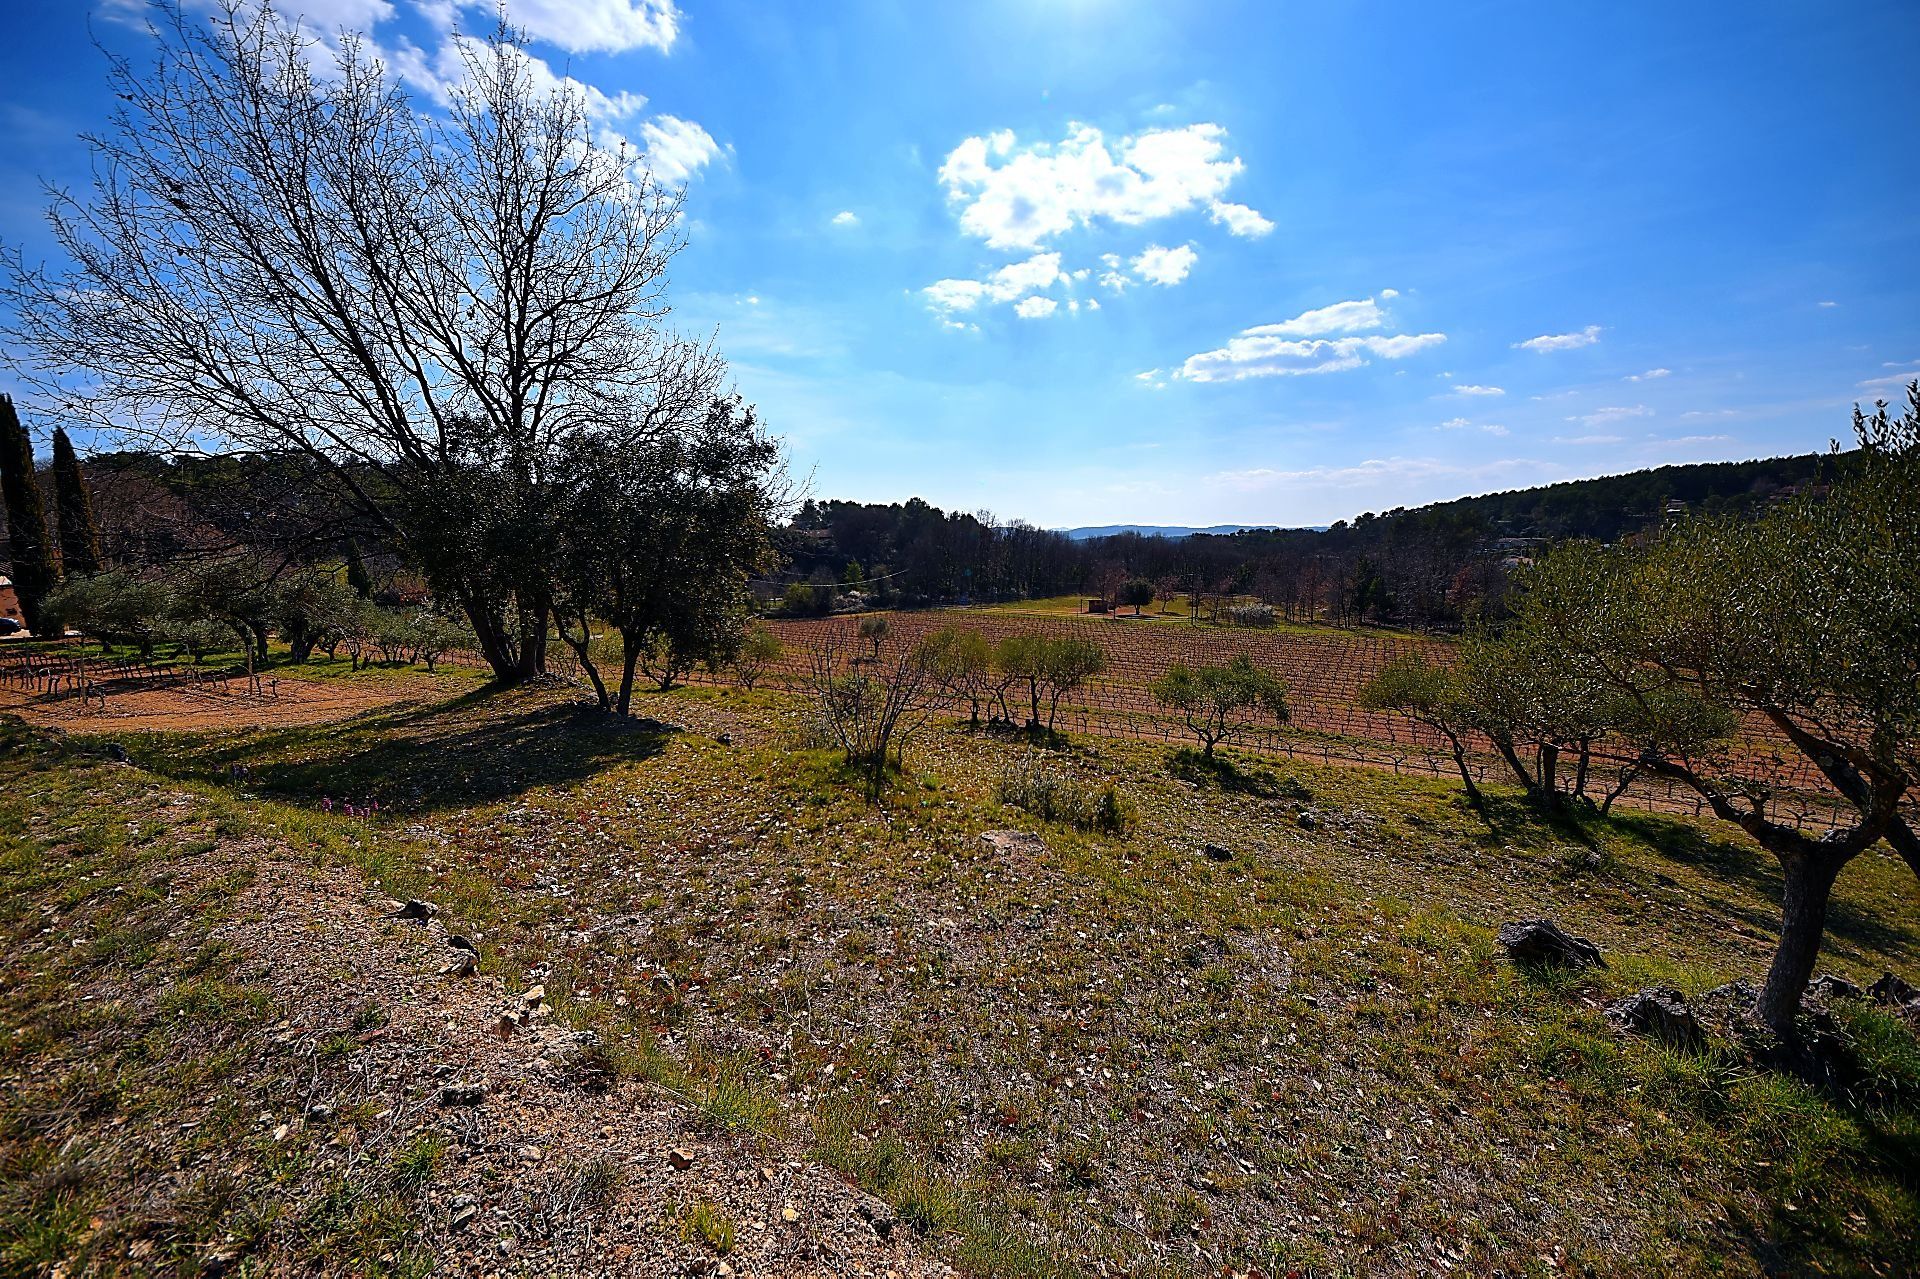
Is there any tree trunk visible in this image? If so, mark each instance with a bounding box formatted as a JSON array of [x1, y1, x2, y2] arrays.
[[557, 613, 609, 711], [1755, 853, 1841, 1043], [1536, 741, 1560, 803], [1599, 765, 1639, 815], [616, 632, 641, 717], [1491, 736, 1535, 792], [1444, 732, 1484, 811], [463, 597, 518, 683]]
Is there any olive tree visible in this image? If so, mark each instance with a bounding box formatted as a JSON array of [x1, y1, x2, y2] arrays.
[[1359, 653, 1484, 808], [995, 632, 1105, 734], [1516, 389, 1920, 1046], [731, 624, 784, 690], [918, 625, 994, 727], [1149, 655, 1290, 759]]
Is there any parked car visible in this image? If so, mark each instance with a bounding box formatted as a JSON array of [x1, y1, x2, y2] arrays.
[[0, 618, 21, 635]]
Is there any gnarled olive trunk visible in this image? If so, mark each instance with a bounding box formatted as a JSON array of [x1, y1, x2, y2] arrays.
[[1755, 853, 1841, 1042]]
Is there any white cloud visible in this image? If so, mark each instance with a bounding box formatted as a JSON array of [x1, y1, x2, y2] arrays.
[[1439, 417, 1473, 429], [1180, 333, 1444, 382], [922, 279, 989, 314], [429, 35, 649, 120], [1178, 293, 1442, 382], [1516, 324, 1602, 353], [1662, 434, 1734, 446], [1569, 404, 1652, 427], [1552, 434, 1624, 445], [1013, 296, 1058, 320], [1248, 293, 1396, 338], [937, 121, 1264, 250], [1131, 243, 1197, 286], [637, 114, 720, 183], [1207, 200, 1273, 238], [1480, 424, 1511, 437], [1450, 383, 1505, 397], [1818, 300, 1839, 308], [1627, 367, 1671, 381], [443, 0, 679, 54], [831, 210, 859, 227], [922, 252, 1065, 316]]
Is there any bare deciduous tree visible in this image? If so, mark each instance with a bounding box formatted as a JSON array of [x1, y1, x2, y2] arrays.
[[3, 2, 687, 683]]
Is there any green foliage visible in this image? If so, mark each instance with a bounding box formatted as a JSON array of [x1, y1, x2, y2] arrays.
[[553, 395, 780, 712], [857, 613, 890, 658], [679, 1201, 736, 1254], [993, 632, 1106, 733], [731, 623, 783, 689], [0, 394, 57, 635], [1148, 654, 1289, 757], [341, 537, 376, 599], [916, 625, 993, 723], [49, 427, 103, 578], [995, 755, 1136, 835], [1119, 577, 1155, 614], [45, 570, 172, 656], [782, 581, 832, 616], [1465, 388, 1920, 1036]]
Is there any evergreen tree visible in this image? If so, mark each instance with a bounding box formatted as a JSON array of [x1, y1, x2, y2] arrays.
[[50, 426, 104, 577], [0, 394, 59, 634], [343, 537, 376, 599]]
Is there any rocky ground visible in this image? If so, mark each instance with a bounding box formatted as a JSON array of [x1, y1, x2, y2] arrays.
[[0, 721, 945, 1277]]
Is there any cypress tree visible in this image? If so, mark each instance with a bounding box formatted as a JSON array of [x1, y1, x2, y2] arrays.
[[343, 536, 375, 599], [0, 394, 59, 634], [50, 426, 104, 577]]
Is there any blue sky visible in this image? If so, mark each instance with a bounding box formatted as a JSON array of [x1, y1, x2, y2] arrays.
[[4, 1, 1917, 528]]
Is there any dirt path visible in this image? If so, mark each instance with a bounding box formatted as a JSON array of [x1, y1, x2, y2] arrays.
[[185, 816, 947, 1277]]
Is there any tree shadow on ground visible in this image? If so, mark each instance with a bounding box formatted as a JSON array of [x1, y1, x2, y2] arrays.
[[1165, 746, 1312, 802], [127, 686, 677, 814], [1471, 793, 1604, 851], [1604, 809, 1919, 961]]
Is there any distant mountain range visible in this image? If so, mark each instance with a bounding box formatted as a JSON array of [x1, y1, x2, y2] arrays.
[[1059, 523, 1327, 541]]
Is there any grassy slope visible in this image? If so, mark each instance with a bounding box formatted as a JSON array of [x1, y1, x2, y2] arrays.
[[6, 674, 1919, 1277], [0, 719, 449, 1277]]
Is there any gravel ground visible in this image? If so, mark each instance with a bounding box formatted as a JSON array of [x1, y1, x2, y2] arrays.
[[187, 823, 951, 1277]]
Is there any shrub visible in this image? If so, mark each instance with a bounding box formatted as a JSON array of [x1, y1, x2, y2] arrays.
[[782, 581, 832, 617], [995, 755, 1135, 835], [732, 623, 782, 688]]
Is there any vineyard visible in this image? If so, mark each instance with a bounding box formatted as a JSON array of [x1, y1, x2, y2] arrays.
[[0, 613, 1863, 832], [702, 610, 1861, 832]]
